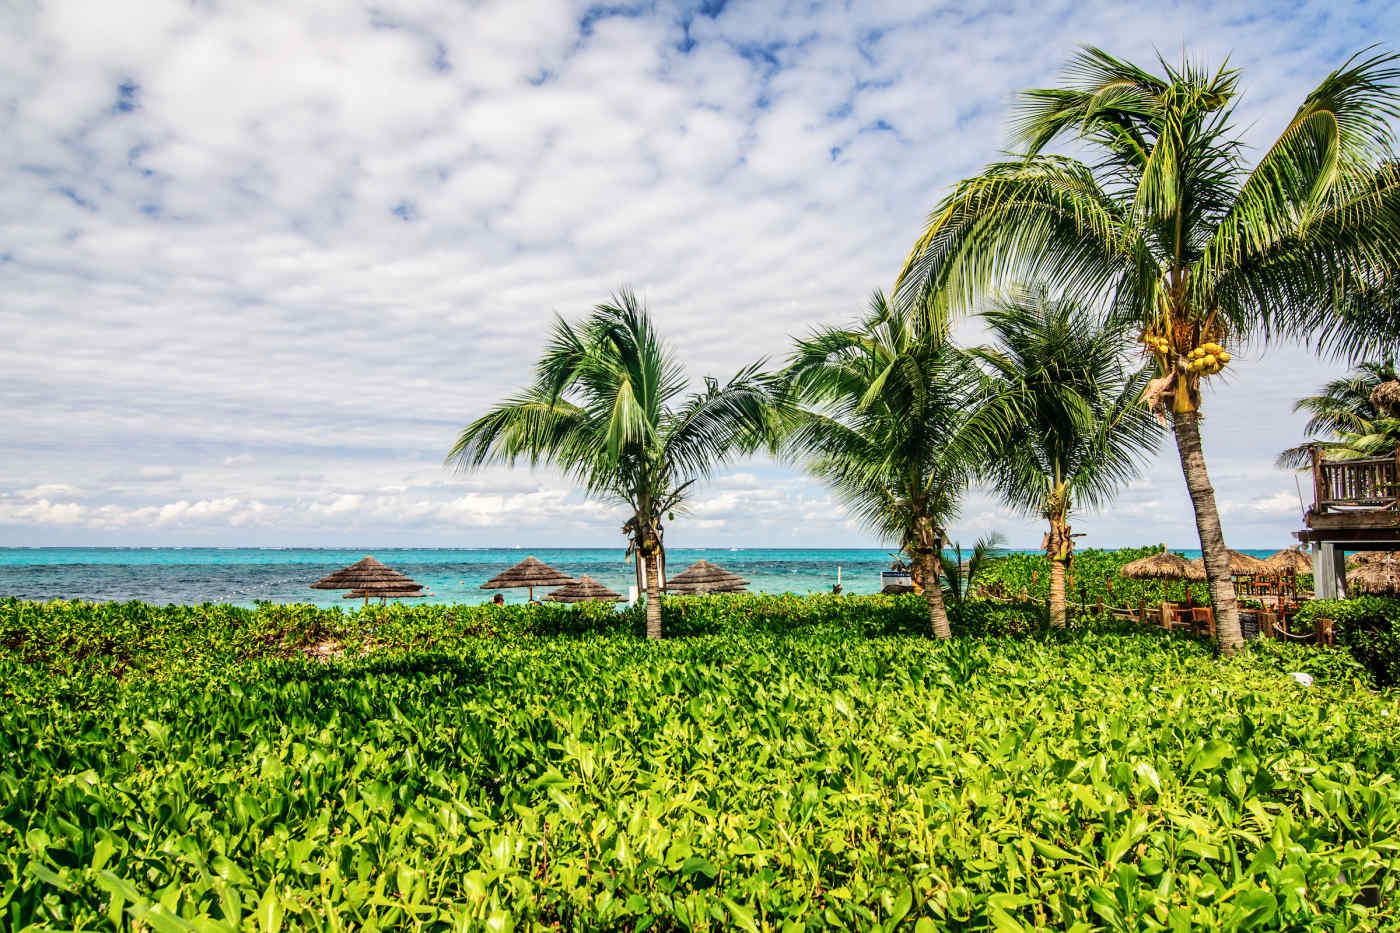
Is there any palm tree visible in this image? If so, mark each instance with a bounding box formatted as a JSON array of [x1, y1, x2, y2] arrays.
[[940, 532, 1007, 605], [895, 48, 1400, 653], [1277, 359, 1400, 466], [785, 292, 989, 638], [447, 290, 780, 638], [972, 291, 1161, 626]]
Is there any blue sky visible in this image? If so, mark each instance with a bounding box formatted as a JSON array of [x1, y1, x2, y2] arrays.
[[1, 0, 1396, 549]]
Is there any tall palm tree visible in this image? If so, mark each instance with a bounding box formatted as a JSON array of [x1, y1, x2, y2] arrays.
[[895, 48, 1400, 653], [973, 291, 1161, 626], [447, 290, 780, 638], [785, 292, 989, 638], [1277, 359, 1400, 466]]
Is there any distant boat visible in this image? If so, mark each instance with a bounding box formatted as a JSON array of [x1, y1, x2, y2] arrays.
[[880, 569, 913, 590]]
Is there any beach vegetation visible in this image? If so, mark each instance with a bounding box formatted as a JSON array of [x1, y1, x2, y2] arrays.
[[1277, 359, 1400, 467], [447, 290, 782, 639], [895, 47, 1400, 653], [4, 596, 1398, 930], [782, 292, 993, 637], [972, 290, 1161, 625]]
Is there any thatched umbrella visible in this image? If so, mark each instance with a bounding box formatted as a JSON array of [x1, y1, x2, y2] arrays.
[[1348, 550, 1400, 567], [1120, 548, 1205, 603], [480, 555, 576, 602], [311, 556, 424, 606], [1370, 380, 1400, 415], [1262, 548, 1312, 575], [547, 575, 624, 603], [664, 559, 750, 595], [1188, 549, 1269, 575], [1348, 555, 1400, 595]]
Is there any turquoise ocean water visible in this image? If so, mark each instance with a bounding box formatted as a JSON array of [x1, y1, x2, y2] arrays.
[[0, 546, 1269, 607]]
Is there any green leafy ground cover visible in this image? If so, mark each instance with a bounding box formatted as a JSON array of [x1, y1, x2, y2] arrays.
[[4, 599, 1399, 930]]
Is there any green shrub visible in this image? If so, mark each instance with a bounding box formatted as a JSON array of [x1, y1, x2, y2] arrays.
[[4, 598, 1400, 929], [1240, 637, 1372, 687], [4, 625, 1398, 930], [1295, 596, 1400, 687]]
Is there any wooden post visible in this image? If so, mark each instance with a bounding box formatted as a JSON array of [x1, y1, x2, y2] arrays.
[[1394, 443, 1400, 510], [1315, 617, 1335, 647], [1160, 601, 1173, 630], [1310, 445, 1325, 514], [1139, 599, 1147, 625], [1096, 596, 1104, 617]]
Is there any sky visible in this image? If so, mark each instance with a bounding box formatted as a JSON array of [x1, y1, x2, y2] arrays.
[[1, 0, 1396, 551]]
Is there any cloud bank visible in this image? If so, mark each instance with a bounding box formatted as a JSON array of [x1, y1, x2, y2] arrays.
[[2, 0, 1394, 547]]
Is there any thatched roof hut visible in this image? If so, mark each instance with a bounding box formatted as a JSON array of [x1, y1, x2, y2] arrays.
[[547, 575, 624, 603], [1347, 550, 1400, 567], [1348, 556, 1400, 595], [665, 559, 750, 594], [1370, 380, 1400, 415], [480, 556, 576, 601], [311, 555, 417, 590], [1261, 548, 1312, 575], [1188, 549, 1268, 575], [1120, 549, 1207, 581], [311, 556, 426, 604]]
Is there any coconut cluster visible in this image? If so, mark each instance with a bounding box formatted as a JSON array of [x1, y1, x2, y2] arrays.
[[1186, 341, 1230, 375], [1141, 333, 1171, 356]]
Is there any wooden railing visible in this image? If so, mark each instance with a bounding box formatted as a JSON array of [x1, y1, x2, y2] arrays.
[[1310, 445, 1400, 513]]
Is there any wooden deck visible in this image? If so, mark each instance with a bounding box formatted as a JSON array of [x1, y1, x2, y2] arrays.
[[1295, 445, 1400, 597]]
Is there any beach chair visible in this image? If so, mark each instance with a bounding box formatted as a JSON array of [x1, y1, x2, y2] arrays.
[[1162, 604, 1194, 634], [1190, 607, 1215, 638]]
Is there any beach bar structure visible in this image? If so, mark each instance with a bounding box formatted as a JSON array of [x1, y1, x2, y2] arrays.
[[1295, 444, 1400, 598]]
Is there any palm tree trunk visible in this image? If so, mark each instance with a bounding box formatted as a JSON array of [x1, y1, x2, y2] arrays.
[[1171, 410, 1242, 653], [643, 551, 663, 640], [1049, 557, 1067, 627], [920, 551, 952, 638], [1045, 512, 1070, 628]]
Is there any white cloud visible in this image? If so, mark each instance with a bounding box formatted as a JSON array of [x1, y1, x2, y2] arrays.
[[1, 0, 1393, 547], [1251, 491, 1305, 517]]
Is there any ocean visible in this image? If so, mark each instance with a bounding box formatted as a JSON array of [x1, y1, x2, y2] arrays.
[[0, 546, 1260, 607]]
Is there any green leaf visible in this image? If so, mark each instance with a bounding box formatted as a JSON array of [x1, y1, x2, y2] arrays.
[[1229, 889, 1277, 928], [255, 883, 282, 933], [721, 898, 759, 933], [91, 836, 116, 871]]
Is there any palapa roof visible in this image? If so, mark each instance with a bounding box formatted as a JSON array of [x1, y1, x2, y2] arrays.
[[1348, 556, 1400, 595], [1347, 550, 1400, 567], [546, 575, 624, 603], [1120, 549, 1207, 582], [479, 555, 576, 590], [1188, 549, 1269, 575], [664, 559, 749, 593], [311, 556, 419, 590], [1261, 548, 1312, 575]]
